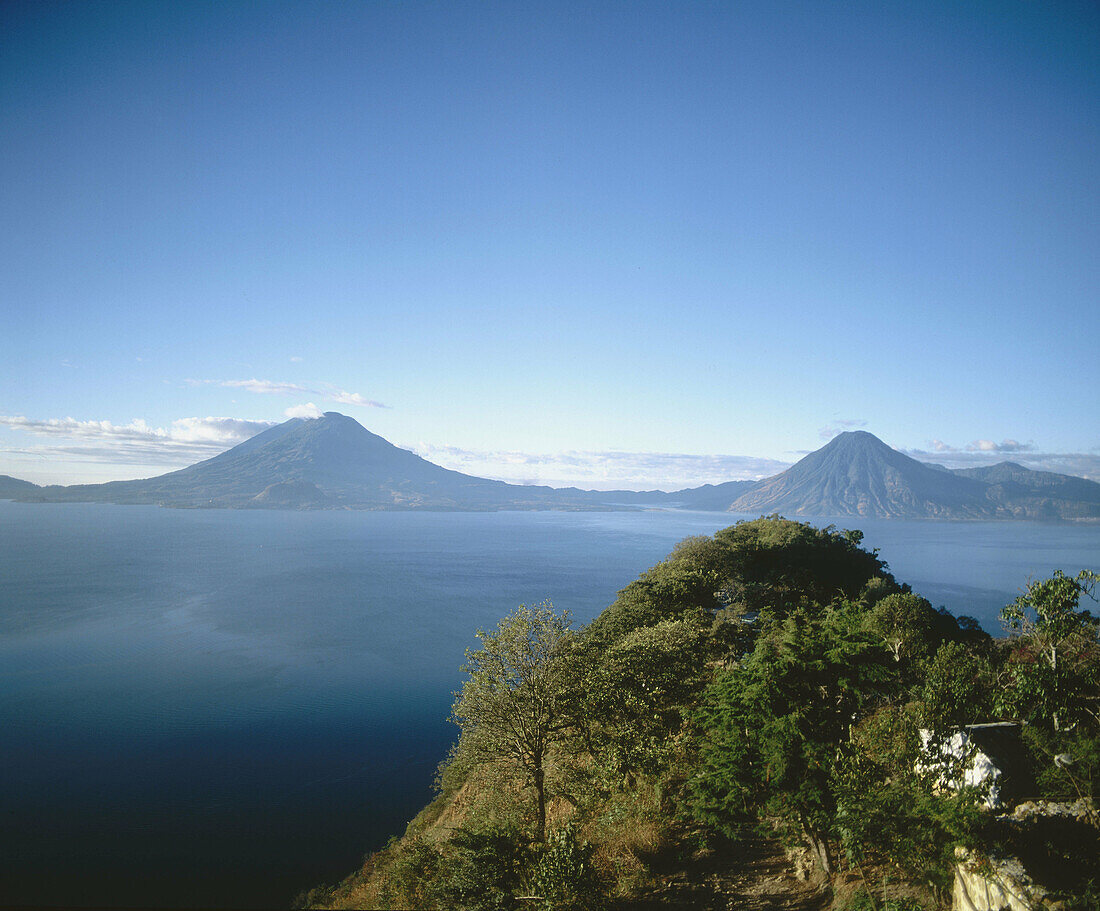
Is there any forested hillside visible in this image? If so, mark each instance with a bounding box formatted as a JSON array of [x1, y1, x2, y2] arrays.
[[303, 517, 1099, 910]]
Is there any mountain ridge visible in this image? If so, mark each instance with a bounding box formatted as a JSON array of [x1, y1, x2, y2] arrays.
[[729, 431, 1100, 520], [3, 417, 1097, 519], [730, 431, 990, 518]]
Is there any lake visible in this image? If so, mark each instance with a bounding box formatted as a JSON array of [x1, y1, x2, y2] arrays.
[[1, 501, 1097, 908]]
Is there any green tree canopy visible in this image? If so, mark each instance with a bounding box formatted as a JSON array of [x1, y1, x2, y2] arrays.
[[711, 516, 895, 619], [918, 640, 997, 731], [1000, 570, 1100, 733], [588, 515, 896, 645], [863, 591, 939, 664], [450, 602, 574, 841], [578, 614, 711, 782], [687, 606, 895, 874], [832, 705, 985, 899]]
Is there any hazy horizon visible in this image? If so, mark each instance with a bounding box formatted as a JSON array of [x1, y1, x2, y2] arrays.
[[7, 412, 1099, 491]]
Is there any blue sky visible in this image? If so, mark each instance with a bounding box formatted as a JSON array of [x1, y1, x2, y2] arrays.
[[2, 0, 1098, 487]]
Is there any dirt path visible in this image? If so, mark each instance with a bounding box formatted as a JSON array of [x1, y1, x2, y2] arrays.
[[620, 834, 831, 911]]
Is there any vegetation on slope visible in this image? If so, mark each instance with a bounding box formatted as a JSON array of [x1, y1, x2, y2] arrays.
[[302, 517, 1100, 911]]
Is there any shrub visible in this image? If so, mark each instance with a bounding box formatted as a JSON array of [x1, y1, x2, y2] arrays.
[[431, 826, 530, 911], [838, 892, 929, 911], [528, 822, 606, 911]]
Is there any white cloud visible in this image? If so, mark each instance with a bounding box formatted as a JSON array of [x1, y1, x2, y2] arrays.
[[289, 356, 303, 363], [284, 403, 324, 419], [188, 378, 388, 409], [0, 414, 272, 445], [0, 414, 276, 479], [818, 419, 868, 440], [168, 416, 275, 443], [223, 378, 309, 396], [325, 389, 388, 408], [407, 442, 791, 491], [966, 438, 1032, 453]]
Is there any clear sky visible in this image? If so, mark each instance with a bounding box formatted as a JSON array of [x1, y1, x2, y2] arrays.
[[2, 0, 1098, 488]]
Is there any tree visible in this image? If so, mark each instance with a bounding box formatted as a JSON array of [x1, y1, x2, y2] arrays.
[[587, 516, 896, 645], [832, 705, 985, 901], [919, 640, 996, 731], [863, 592, 938, 664], [687, 607, 894, 874], [586, 551, 723, 645], [1000, 570, 1100, 732], [580, 615, 710, 782], [450, 602, 573, 841], [711, 516, 895, 621]]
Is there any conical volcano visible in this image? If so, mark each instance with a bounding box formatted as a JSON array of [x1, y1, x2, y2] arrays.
[[28, 413, 648, 509], [34, 413, 540, 508], [730, 431, 990, 518], [160, 411, 485, 500]]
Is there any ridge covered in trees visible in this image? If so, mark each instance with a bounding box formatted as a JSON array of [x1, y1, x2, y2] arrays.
[[304, 517, 1099, 910]]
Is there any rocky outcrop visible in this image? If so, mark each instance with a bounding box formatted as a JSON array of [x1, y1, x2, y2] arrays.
[[917, 723, 1029, 810], [955, 799, 1098, 911], [953, 847, 1048, 911]]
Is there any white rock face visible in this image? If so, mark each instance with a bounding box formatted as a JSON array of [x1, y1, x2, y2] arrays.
[[953, 848, 1046, 911], [917, 727, 1009, 809]]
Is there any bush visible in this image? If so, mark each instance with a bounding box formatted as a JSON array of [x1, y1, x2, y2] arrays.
[[528, 822, 606, 911], [376, 838, 442, 909], [431, 826, 530, 911], [838, 892, 929, 911]]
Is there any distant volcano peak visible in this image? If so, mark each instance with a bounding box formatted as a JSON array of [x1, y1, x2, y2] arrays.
[[731, 430, 990, 518], [820, 430, 889, 449]]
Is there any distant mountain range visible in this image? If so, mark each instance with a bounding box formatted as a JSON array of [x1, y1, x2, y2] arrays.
[[4, 414, 1098, 520], [728, 430, 1100, 520]]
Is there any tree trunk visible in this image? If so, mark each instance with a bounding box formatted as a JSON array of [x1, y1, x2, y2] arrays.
[[1051, 645, 1062, 732], [534, 761, 546, 842], [803, 825, 832, 876]]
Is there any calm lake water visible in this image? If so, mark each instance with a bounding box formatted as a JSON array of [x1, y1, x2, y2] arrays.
[[1, 501, 1097, 908]]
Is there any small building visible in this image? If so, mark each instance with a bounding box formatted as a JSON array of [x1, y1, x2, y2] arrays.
[[918, 723, 1030, 810]]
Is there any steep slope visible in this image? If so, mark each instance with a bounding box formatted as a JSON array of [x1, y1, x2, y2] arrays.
[[730, 431, 991, 518], [953, 462, 1100, 519], [34, 413, 569, 508], [23, 413, 672, 510]]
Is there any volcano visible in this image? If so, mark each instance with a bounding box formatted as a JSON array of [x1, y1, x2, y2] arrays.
[[729, 431, 1100, 519], [8, 420, 1098, 518]]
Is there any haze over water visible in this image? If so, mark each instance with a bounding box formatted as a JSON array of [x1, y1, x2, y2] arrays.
[[2, 501, 1097, 908]]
